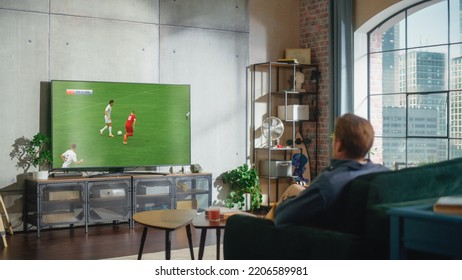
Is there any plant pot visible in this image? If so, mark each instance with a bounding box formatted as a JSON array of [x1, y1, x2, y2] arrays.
[[33, 171, 49, 180], [243, 193, 250, 211]]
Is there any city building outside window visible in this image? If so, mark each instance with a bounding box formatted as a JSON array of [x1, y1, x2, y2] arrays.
[[367, 0, 462, 169]]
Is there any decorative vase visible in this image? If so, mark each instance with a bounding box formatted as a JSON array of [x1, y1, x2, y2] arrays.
[[33, 171, 49, 180]]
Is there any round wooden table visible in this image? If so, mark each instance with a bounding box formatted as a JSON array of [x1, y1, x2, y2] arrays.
[[133, 209, 197, 260]]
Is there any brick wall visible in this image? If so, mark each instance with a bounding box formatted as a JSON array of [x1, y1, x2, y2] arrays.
[[300, 0, 330, 176]]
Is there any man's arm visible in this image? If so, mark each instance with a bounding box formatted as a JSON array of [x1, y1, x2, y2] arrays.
[[274, 176, 328, 227]]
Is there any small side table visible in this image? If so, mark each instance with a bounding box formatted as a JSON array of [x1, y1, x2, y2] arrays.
[[192, 208, 255, 260], [133, 209, 197, 260], [192, 213, 226, 260], [388, 204, 462, 259]]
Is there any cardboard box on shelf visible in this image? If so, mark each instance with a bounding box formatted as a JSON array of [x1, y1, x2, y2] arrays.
[[278, 105, 310, 121], [259, 160, 292, 177], [48, 190, 80, 201], [177, 199, 198, 209], [285, 48, 311, 65]]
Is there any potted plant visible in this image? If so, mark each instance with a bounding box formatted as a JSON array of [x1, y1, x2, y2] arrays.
[[10, 132, 52, 179], [222, 163, 262, 212]]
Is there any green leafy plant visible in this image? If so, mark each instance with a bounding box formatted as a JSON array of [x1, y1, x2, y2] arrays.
[[10, 133, 52, 172], [222, 163, 262, 212]]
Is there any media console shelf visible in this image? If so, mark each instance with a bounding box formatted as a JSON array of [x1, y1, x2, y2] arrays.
[[24, 172, 212, 237]]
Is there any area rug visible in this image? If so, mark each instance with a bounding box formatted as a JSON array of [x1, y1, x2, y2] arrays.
[[106, 245, 223, 260]]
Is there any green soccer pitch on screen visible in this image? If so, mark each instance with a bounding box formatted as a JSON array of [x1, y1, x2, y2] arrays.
[[51, 80, 191, 171]]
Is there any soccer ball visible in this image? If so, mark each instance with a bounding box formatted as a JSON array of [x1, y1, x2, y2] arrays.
[[117, 131, 123, 136]]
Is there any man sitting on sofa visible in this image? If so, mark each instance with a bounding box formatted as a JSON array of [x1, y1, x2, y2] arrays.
[[268, 113, 389, 228]]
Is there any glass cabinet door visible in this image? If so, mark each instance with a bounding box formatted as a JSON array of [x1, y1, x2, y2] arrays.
[[40, 183, 85, 226], [133, 177, 174, 213], [87, 178, 131, 224]]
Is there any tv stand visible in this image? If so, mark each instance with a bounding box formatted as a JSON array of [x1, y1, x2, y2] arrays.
[[50, 172, 83, 178], [88, 171, 168, 178], [122, 171, 168, 176], [24, 172, 212, 236], [88, 172, 128, 178]]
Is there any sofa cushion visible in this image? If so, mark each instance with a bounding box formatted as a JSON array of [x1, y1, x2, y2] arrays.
[[339, 158, 462, 234], [365, 157, 462, 205], [224, 214, 363, 260]]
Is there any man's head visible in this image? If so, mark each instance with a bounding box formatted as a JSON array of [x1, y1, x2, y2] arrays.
[[332, 113, 374, 160], [71, 144, 77, 150]]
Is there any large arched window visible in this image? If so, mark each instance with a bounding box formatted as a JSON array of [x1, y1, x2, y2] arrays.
[[366, 0, 462, 169]]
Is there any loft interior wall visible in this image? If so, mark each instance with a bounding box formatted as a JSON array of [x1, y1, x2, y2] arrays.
[[354, 0, 424, 31], [354, 0, 401, 30], [249, 0, 300, 64], [0, 0, 307, 228], [0, 0, 251, 228], [158, 0, 249, 186], [1, 0, 404, 216]]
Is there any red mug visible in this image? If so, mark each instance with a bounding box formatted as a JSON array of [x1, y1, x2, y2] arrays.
[[208, 207, 220, 222]]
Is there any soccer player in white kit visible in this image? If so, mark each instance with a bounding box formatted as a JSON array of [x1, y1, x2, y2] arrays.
[[61, 144, 84, 168], [99, 99, 114, 137]]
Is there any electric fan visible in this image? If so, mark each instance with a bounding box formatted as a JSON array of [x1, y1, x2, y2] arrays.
[[261, 116, 284, 147]]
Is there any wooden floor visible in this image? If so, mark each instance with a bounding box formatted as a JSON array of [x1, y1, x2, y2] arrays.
[[0, 222, 218, 260]]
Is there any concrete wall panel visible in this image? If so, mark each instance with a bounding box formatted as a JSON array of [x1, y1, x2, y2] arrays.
[[0, 0, 261, 220], [50, 15, 158, 82], [0, 10, 49, 185], [159, 26, 249, 178], [50, 0, 159, 24], [0, 0, 48, 12], [249, 0, 299, 63], [160, 0, 248, 32]]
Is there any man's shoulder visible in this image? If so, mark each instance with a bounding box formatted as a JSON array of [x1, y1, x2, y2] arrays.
[[364, 160, 390, 171]]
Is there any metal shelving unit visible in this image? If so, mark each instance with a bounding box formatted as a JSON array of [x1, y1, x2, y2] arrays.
[[248, 61, 318, 206]]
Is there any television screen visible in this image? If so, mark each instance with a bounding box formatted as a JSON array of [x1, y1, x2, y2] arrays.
[[51, 80, 191, 172]]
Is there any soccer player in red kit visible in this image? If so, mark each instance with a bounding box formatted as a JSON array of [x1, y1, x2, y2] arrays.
[[123, 111, 136, 144]]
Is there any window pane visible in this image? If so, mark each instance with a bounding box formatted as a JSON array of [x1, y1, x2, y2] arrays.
[[450, 44, 462, 90], [382, 105, 406, 137], [370, 95, 407, 138], [407, 93, 447, 137], [450, 0, 462, 43], [408, 0, 448, 48], [450, 91, 462, 137], [407, 138, 448, 164], [406, 47, 448, 93], [370, 137, 407, 169], [450, 139, 462, 158], [369, 95, 384, 137], [370, 50, 405, 94], [370, 12, 405, 52]]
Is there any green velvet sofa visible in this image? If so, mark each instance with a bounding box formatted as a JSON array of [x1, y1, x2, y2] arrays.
[[223, 157, 462, 260]]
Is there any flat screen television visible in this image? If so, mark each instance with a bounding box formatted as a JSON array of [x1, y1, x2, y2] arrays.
[[51, 80, 191, 173]]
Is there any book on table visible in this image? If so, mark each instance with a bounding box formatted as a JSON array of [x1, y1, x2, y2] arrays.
[[433, 195, 462, 215]]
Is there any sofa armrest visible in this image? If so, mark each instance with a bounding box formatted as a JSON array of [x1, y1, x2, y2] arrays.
[[223, 214, 363, 260]]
